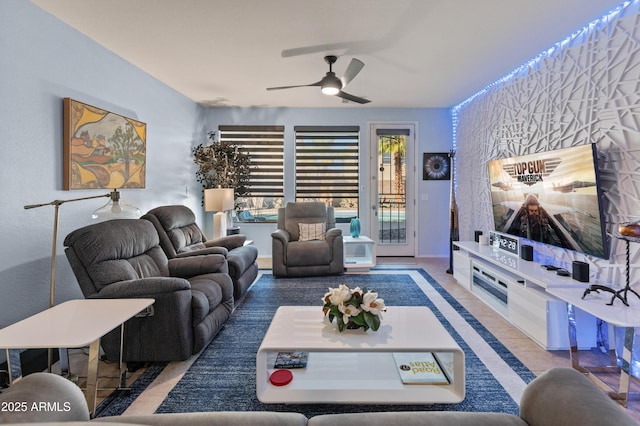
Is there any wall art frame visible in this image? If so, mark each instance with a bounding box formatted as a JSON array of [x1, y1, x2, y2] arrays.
[[423, 152, 451, 180], [63, 97, 146, 190]]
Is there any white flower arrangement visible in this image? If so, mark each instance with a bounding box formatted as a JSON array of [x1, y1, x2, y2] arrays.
[[322, 284, 386, 332]]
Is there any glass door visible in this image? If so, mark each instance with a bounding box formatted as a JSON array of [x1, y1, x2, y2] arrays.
[[370, 124, 415, 256]]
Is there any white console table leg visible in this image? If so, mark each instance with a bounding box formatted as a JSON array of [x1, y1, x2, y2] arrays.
[[566, 303, 635, 407], [618, 327, 635, 407]]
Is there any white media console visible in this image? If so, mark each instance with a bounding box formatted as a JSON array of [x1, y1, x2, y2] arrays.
[[452, 241, 598, 350]]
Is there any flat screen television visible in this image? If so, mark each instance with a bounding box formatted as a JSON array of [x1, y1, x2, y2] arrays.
[[487, 144, 608, 259]]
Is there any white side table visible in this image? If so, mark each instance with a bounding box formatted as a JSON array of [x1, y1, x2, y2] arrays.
[[547, 286, 640, 407], [343, 235, 376, 271], [0, 298, 154, 416]]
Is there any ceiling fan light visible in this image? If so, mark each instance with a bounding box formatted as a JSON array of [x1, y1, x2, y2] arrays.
[[321, 86, 340, 95]]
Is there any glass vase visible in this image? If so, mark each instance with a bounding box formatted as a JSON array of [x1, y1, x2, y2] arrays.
[[350, 218, 361, 238]]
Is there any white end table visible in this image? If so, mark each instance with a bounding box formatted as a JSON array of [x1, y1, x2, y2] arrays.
[[343, 235, 376, 270], [256, 306, 465, 404], [0, 298, 154, 416], [547, 286, 640, 407]]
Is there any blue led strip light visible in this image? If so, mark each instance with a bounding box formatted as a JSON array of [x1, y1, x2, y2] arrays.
[[451, 0, 636, 154], [453, 1, 634, 113]]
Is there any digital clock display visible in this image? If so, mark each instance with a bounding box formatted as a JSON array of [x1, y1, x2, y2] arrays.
[[489, 231, 519, 255]]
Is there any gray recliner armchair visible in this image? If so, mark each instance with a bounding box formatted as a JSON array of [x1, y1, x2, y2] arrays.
[[142, 205, 259, 301], [64, 219, 234, 362], [271, 202, 344, 277]]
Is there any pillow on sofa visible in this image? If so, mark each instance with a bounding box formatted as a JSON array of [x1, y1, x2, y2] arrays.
[[299, 222, 326, 241]]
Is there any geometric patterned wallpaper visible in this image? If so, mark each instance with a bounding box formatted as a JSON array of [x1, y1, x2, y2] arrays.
[[454, 0, 640, 287]]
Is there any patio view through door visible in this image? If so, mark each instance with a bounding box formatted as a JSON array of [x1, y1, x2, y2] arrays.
[[370, 124, 415, 256]]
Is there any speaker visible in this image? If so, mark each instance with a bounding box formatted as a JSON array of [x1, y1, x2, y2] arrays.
[[520, 245, 533, 261], [474, 230, 483, 243], [572, 261, 590, 282]]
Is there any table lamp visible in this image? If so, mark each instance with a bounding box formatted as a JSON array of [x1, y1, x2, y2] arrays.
[[204, 188, 234, 239]]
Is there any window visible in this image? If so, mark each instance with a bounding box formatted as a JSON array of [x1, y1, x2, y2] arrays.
[[294, 126, 360, 222], [218, 125, 284, 222]]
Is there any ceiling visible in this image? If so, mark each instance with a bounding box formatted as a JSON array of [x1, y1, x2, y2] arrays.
[[31, 0, 626, 108]]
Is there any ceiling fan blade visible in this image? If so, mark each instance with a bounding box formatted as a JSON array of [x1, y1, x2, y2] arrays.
[[336, 91, 370, 104], [341, 58, 365, 87], [266, 81, 322, 91]]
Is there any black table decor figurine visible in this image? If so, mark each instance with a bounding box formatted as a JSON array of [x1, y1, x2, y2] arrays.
[[582, 222, 640, 306]]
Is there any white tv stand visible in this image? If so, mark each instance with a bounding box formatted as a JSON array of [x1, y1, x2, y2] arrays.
[[452, 241, 597, 350]]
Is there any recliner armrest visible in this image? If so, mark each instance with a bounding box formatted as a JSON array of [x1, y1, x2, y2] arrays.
[[271, 229, 291, 244], [326, 227, 342, 239], [176, 246, 228, 257], [325, 227, 342, 245], [169, 253, 228, 277], [205, 234, 246, 250], [90, 277, 190, 298]]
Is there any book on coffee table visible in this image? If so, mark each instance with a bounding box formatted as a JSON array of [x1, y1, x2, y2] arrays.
[[392, 352, 450, 385], [274, 351, 308, 369]]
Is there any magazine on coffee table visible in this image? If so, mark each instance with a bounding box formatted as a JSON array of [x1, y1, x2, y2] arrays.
[[392, 352, 450, 385], [274, 351, 309, 369]]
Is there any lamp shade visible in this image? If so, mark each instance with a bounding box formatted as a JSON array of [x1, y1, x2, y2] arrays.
[[204, 188, 234, 212]]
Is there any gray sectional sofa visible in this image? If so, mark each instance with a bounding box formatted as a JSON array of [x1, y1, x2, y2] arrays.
[[64, 219, 234, 362], [1, 367, 638, 425]]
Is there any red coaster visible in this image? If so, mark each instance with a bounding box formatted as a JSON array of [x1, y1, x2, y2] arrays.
[[270, 369, 293, 386]]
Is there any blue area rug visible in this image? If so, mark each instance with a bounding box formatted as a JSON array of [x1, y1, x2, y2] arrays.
[[147, 270, 535, 417]]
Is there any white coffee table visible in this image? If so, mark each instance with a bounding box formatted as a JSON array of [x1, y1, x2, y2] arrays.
[[0, 298, 155, 416], [256, 306, 465, 404]]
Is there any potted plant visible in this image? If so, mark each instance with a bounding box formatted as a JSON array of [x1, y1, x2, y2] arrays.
[[192, 132, 251, 210]]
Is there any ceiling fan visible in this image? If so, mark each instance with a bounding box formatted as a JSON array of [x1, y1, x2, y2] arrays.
[[267, 55, 371, 104]]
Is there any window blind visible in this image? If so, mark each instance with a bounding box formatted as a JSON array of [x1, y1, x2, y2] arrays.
[[218, 125, 284, 198], [294, 126, 360, 201]]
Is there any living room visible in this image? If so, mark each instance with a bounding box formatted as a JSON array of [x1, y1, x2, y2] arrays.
[[2, 0, 640, 424]]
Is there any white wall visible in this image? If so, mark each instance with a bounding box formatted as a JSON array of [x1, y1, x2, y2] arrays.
[[203, 107, 452, 258]]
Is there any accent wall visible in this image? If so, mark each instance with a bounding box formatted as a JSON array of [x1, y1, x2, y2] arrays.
[[455, 1, 640, 286]]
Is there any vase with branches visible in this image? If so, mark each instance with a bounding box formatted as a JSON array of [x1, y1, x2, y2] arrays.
[[192, 132, 251, 207]]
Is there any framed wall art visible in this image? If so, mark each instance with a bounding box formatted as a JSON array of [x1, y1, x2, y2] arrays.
[[63, 98, 146, 190], [423, 152, 451, 180]]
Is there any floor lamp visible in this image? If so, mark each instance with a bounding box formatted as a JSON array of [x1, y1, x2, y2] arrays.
[[23, 189, 128, 375], [204, 188, 234, 239]]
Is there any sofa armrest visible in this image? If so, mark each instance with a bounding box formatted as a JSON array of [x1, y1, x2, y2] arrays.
[[168, 254, 228, 278], [90, 277, 190, 298], [520, 367, 639, 426], [205, 234, 246, 250], [0, 372, 90, 423]]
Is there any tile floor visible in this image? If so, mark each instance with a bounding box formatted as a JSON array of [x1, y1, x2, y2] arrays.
[[58, 257, 640, 420]]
